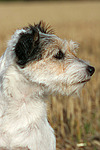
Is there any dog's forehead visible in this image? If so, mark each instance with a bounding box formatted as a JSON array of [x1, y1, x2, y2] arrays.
[[39, 33, 66, 57], [40, 33, 78, 56], [40, 33, 65, 49]]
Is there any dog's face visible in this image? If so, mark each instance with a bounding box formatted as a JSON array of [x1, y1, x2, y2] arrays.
[[12, 21, 95, 95]]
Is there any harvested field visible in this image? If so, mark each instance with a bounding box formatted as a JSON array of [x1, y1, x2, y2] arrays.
[[0, 2, 100, 149]]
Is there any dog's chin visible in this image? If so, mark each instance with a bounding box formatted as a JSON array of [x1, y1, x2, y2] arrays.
[[62, 79, 90, 96], [67, 79, 91, 96]]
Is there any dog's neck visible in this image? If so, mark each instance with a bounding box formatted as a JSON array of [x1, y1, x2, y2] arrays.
[[2, 65, 45, 101], [2, 65, 47, 121]]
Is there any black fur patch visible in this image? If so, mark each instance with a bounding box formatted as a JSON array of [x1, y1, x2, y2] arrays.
[[15, 21, 54, 67], [15, 26, 42, 67]]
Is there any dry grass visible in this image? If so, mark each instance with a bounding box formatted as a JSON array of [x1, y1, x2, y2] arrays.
[[0, 1, 100, 150]]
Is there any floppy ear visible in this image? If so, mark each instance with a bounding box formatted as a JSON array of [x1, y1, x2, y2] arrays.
[[15, 27, 41, 67]]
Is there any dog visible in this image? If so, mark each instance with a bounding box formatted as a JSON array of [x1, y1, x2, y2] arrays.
[[0, 21, 95, 149]]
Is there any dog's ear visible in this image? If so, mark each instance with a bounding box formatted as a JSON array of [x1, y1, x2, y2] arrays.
[[15, 27, 42, 67]]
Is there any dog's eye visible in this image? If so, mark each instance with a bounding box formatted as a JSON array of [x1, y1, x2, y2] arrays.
[[54, 50, 65, 60]]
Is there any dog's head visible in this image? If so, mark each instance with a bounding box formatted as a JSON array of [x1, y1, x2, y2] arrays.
[[7, 21, 95, 95]]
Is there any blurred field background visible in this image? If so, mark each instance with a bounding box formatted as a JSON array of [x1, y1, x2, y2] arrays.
[[0, 1, 100, 150]]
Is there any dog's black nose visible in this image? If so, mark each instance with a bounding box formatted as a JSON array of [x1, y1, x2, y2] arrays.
[[87, 65, 95, 76]]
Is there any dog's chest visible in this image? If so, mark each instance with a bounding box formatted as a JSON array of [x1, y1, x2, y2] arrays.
[[0, 101, 55, 149]]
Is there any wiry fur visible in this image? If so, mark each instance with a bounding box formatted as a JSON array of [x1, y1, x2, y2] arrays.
[[0, 21, 95, 150]]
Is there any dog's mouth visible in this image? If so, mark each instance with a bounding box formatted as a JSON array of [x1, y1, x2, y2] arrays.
[[63, 78, 91, 89], [70, 78, 90, 86], [76, 78, 90, 84]]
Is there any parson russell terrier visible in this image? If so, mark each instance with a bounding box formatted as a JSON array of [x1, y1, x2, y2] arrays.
[[0, 21, 95, 150]]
